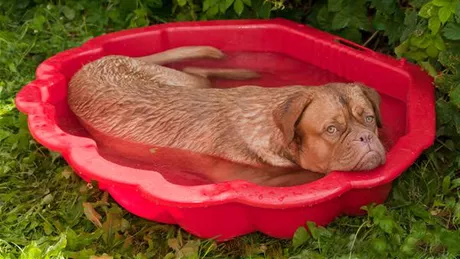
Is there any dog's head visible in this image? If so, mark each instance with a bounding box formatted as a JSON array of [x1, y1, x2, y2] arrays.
[[273, 82, 386, 174]]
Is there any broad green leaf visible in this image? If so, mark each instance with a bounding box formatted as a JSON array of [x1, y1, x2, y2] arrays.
[[409, 34, 431, 48], [107, 8, 121, 24], [450, 83, 460, 108], [432, 0, 452, 7], [419, 3, 436, 18], [292, 227, 310, 248], [377, 216, 395, 234], [19, 242, 42, 259], [370, 0, 396, 14], [257, 1, 271, 18], [317, 6, 333, 29], [41, 193, 54, 205], [405, 9, 418, 27], [61, 6, 76, 20], [207, 4, 219, 17], [0, 101, 15, 116], [434, 34, 446, 50], [411, 222, 428, 239], [43, 221, 53, 235], [438, 44, 460, 70], [451, 178, 460, 189], [328, 0, 343, 12], [350, 6, 371, 30], [306, 221, 320, 239], [30, 14, 46, 31], [177, 0, 187, 7], [372, 238, 388, 253], [440, 229, 460, 254], [401, 9, 419, 41], [442, 176, 452, 194], [0, 129, 10, 142], [429, 16, 441, 35], [438, 6, 452, 23], [395, 40, 409, 57], [435, 74, 455, 97], [44, 234, 67, 258], [401, 236, 419, 254], [202, 0, 214, 11], [405, 50, 428, 61], [180, 240, 200, 257], [337, 27, 362, 43], [372, 12, 387, 30], [332, 8, 350, 30], [436, 99, 456, 125], [426, 44, 439, 58], [131, 8, 149, 27], [369, 204, 387, 218], [420, 61, 438, 77], [409, 204, 432, 221], [233, 0, 244, 16], [443, 22, 460, 40], [219, 0, 234, 13], [242, 0, 252, 6], [380, 17, 404, 45]]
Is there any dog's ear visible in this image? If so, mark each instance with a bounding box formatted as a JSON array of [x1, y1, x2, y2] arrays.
[[356, 83, 383, 128], [273, 92, 312, 145]]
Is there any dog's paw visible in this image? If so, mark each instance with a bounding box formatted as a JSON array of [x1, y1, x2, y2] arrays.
[[197, 46, 226, 59], [226, 69, 261, 80]]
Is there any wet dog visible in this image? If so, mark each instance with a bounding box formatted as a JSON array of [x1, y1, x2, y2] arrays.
[[68, 46, 386, 186]]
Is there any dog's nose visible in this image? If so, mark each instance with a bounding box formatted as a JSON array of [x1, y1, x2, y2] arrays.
[[358, 132, 373, 143]]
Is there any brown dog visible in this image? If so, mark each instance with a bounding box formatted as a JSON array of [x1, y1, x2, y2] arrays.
[[68, 46, 386, 187]]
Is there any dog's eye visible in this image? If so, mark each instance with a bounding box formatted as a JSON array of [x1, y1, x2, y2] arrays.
[[326, 126, 337, 134], [365, 115, 374, 123]]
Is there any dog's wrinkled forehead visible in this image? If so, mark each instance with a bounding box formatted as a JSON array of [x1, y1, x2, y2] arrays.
[[339, 84, 373, 105], [298, 83, 381, 130], [313, 83, 372, 110]]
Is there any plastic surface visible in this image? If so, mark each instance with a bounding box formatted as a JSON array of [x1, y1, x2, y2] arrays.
[[15, 18, 435, 241]]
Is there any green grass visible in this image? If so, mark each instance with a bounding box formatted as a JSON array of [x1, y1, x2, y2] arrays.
[[1, 0, 460, 258]]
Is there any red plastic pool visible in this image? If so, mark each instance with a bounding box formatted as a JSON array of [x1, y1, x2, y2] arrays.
[[15, 18, 435, 241]]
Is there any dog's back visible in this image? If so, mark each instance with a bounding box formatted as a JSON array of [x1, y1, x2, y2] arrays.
[[69, 55, 223, 150], [67, 53, 299, 169]]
